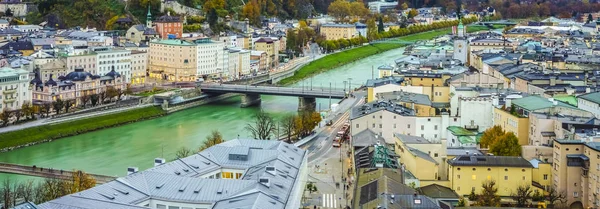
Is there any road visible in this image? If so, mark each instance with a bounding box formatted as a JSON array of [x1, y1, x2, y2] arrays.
[[300, 91, 365, 209]]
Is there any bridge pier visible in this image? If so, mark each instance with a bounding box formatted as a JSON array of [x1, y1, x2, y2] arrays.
[[298, 97, 316, 112], [241, 93, 261, 107]]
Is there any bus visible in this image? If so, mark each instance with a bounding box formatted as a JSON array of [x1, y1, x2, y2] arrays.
[[333, 123, 350, 147]]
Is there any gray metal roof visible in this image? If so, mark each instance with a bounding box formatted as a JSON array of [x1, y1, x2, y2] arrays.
[[447, 155, 533, 168], [37, 139, 306, 209]]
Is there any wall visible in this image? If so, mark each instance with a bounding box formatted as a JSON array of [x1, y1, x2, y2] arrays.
[[493, 107, 529, 145], [459, 98, 493, 132], [0, 3, 27, 17], [449, 165, 533, 197], [578, 97, 600, 119], [161, 1, 203, 16], [552, 141, 585, 207]]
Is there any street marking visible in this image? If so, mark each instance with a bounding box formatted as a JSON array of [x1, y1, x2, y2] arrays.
[[322, 194, 337, 208]]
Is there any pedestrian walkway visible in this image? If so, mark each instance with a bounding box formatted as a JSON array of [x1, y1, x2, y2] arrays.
[[321, 193, 338, 208]]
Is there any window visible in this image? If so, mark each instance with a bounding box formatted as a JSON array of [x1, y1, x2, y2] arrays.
[[408, 124, 411, 128], [457, 175, 460, 179], [236, 173, 242, 179], [473, 168, 476, 171], [457, 187, 460, 191], [168, 206, 180, 209], [434, 125, 438, 130], [157, 205, 167, 209], [472, 175, 476, 180], [434, 153, 438, 157], [523, 176, 526, 180], [434, 134, 437, 138], [421, 125, 424, 130], [543, 174, 548, 180], [504, 176, 508, 180], [394, 124, 397, 128], [574, 192, 579, 197], [372, 123, 375, 128]]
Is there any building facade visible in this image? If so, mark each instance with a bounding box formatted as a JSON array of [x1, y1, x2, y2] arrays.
[[0, 67, 30, 110], [320, 24, 356, 40], [254, 38, 279, 69], [195, 38, 224, 79], [131, 50, 147, 85], [149, 39, 197, 82], [95, 48, 132, 83], [154, 14, 183, 39]]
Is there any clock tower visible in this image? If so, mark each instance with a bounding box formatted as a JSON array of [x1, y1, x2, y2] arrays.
[[453, 18, 468, 65]]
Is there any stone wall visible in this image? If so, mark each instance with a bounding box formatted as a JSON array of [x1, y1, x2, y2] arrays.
[[160, 1, 202, 16]]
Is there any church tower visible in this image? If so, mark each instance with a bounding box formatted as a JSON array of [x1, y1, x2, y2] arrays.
[[453, 18, 468, 65], [146, 6, 153, 28]]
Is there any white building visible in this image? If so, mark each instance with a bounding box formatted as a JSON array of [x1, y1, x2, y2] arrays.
[[577, 92, 600, 119], [131, 50, 148, 85], [227, 48, 240, 79], [11, 25, 42, 33], [31, 139, 308, 209], [239, 50, 250, 76], [94, 48, 132, 83], [194, 38, 224, 78], [0, 67, 30, 110]]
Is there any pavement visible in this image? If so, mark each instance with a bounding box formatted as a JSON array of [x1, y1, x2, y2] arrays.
[[300, 91, 366, 209]]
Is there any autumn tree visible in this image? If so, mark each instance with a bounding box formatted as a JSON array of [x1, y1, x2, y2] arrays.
[[68, 170, 96, 193], [489, 132, 522, 156], [21, 101, 33, 120], [476, 180, 500, 207], [328, 0, 351, 22], [479, 125, 505, 148], [350, 0, 369, 18], [199, 130, 224, 151], [407, 9, 418, 19], [400, 2, 408, 10], [242, 0, 261, 26], [286, 28, 297, 52], [246, 111, 276, 139], [512, 185, 532, 207], [12, 109, 21, 123], [0, 108, 9, 126], [366, 18, 378, 41]]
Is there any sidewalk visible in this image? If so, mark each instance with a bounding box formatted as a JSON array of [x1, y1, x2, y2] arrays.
[[305, 142, 353, 209]]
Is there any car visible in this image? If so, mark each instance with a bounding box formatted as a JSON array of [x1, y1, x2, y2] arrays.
[[326, 120, 333, 126]]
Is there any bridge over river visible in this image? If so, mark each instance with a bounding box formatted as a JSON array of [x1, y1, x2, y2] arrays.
[[0, 162, 116, 184]]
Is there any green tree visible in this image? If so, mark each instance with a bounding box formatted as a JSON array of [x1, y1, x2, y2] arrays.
[[21, 101, 33, 120], [5, 8, 12, 17], [479, 125, 504, 148], [199, 130, 224, 151], [476, 180, 500, 207], [489, 132, 522, 156], [457, 197, 466, 207], [286, 28, 297, 52], [377, 16, 384, 33], [588, 13, 593, 23], [366, 18, 378, 41], [512, 185, 532, 207], [468, 188, 477, 201], [306, 181, 318, 193]]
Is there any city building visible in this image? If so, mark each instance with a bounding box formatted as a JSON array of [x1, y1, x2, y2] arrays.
[[126, 8, 159, 44], [149, 39, 196, 82], [447, 155, 537, 197], [552, 139, 600, 208], [446, 126, 480, 148], [320, 24, 356, 40], [38, 59, 68, 82], [194, 38, 225, 79], [94, 48, 132, 83], [0, 67, 30, 109], [65, 52, 97, 74], [30, 68, 125, 106], [577, 92, 600, 119], [130, 50, 147, 85], [453, 20, 468, 64], [154, 13, 183, 39], [254, 37, 279, 69], [394, 134, 447, 183], [33, 139, 307, 209], [250, 50, 267, 72]]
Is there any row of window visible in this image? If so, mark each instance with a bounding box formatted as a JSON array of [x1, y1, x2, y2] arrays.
[[456, 174, 526, 181]]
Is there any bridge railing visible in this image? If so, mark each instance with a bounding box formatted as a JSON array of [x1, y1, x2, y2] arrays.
[[200, 84, 347, 93]]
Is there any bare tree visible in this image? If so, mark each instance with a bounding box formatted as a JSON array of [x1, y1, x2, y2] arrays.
[[64, 99, 74, 113], [2, 178, 13, 208], [547, 187, 567, 208], [80, 94, 90, 108], [12, 109, 22, 123], [175, 147, 193, 159], [116, 88, 124, 101], [52, 98, 64, 114], [512, 185, 532, 207], [42, 102, 51, 117], [245, 111, 276, 140], [280, 115, 296, 142], [199, 130, 224, 151]]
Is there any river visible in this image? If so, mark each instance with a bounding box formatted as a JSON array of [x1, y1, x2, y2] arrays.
[[0, 47, 405, 182]]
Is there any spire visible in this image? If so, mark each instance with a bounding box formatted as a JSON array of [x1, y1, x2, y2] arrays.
[[147, 6, 151, 18], [146, 6, 153, 28]]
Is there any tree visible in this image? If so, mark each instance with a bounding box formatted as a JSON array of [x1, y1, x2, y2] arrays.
[[350, 0, 369, 18], [21, 101, 33, 120], [280, 115, 296, 142], [199, 130, 224, 151], [175, 147, 193, 159], [377, 16, 384, 33], [512, 185, 532, 207], [42, 102, 51, 117], [366, 18, 378, 41], [90, 94, 99, 107], [476, 180, 500, 207], [124, 86, 133, 96], [5, 8, 12, 17], [468, 187, 477, 200], [531, 189, 544, 201], [306, 181, 318, 193], [80, 94, 90, 108], [328, 0, 351, 22], [286, 28, 297, 52], [546, 187, 567, 208], [457, 197, 466, 207], [12, 109, 21, 123], [68, 170, 96, 193], [52, 98, 64, 114], [400, 2, 408, 10], [479, 125, 505, 148], [64, 99, 74, 113], [245, 111, 276, 139], [242, 0, 261, 26], [489, 132, 522, 156], [588, 13, 593, 23], [407, 9, 418, 19], [106, 87, 118, 103], [1, 108, 11, 126]]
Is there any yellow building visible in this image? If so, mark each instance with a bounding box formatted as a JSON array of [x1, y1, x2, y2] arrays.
[[394, 134, 447, 183], [148, 39, 197, 82], [378, 64, 394, 78], [530, 159, 552, 192], [447, 155, 535, 197], [320, 24, 356, 40], [377, 91, 438, 117], [254, 37, 279, 69], [552, 139, 600, 209], [493, 107, 530, 145]]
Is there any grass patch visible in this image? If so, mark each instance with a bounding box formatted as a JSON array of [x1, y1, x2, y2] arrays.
[[0, 106, 166, 150], [278, 43, 404, 85], [398, 29, 452, 42]]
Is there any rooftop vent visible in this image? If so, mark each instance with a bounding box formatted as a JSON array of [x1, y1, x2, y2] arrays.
[[229, 146, 250, 161], [266, 166, 276, 176], [155, 182, 165, 189], [259, 177, 270, 188], [127, 167, 138, 175], [154, 158, 166, 167], [178, 185, 186, 192]]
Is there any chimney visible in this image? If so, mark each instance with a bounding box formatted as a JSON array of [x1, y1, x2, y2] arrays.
[[154, 158, 166, 166], [466, 151, 470, 155], [127, 167, 138, 175]]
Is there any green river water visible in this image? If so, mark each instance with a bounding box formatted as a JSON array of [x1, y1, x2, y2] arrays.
[[0, 47, 405, 182]]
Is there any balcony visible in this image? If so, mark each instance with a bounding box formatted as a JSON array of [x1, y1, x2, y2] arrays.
[[2, 89, 16, 94], [3, 97, 15, 103]]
